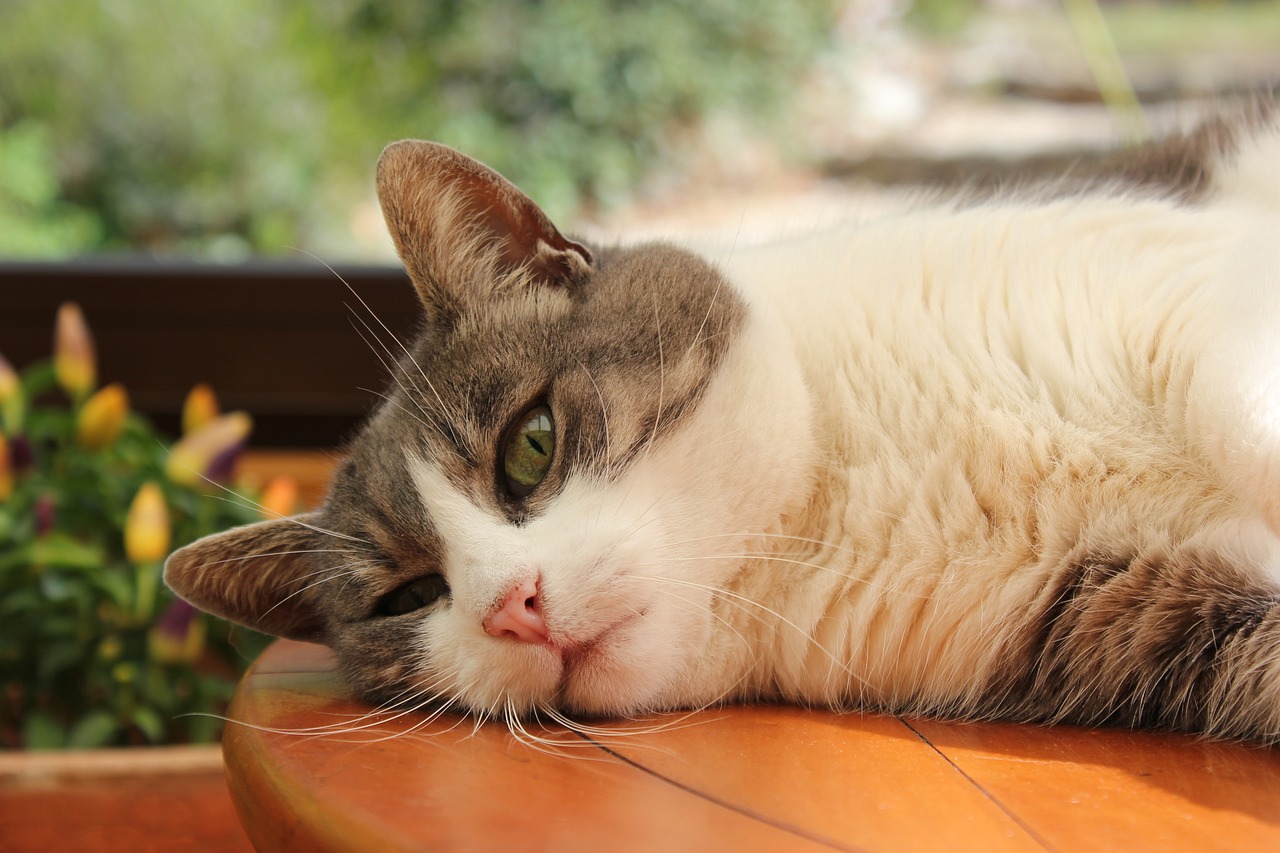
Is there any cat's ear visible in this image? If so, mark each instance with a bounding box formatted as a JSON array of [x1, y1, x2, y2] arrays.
[[164, 514, 329, 642], [376, 139, 593, 329]]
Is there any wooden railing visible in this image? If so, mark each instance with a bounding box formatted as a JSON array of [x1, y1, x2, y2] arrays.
[[1, 260, 420, 447]]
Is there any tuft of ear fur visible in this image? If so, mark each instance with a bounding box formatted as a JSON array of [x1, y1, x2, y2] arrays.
[[163, 514, 328, 642], [376, 139, 593, 329]]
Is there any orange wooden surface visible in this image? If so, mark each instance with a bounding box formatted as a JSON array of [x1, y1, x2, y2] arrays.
[[224, 640, 1280, 852]]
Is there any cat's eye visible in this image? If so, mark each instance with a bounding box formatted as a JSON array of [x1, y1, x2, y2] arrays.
[[377, 574, 450, 617], [502, 404, 555, 497]]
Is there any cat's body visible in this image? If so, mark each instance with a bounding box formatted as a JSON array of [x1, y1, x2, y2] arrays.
[[168, 96, 1280, 741]]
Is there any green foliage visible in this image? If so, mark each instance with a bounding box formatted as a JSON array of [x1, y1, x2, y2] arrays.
[[904, 0, 980, 37], [0, 0, 322, 259], [0, 122, 100, 257], [0, 0, 840, 257], [0, 315, 270, 749], [306, 0, 841, 216]]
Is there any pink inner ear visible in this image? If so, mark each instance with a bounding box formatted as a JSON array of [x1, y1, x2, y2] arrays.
[[457, 169, 593, 288]]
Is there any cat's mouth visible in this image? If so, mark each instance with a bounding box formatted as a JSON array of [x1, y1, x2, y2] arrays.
[[552, 611, 645, 682]]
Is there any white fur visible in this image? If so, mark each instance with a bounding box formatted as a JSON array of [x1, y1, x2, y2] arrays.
[[696, 123, 1280, 713]]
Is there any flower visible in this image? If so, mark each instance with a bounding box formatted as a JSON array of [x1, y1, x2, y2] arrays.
[[165, 411, 253, 488], [75, 383, 129, 450], [0, 434, 10, 502], [8, 435, 33, 474], [54, 302, 97, 400], [182, 383, 219, 436], [0, 353, 21, 433], [35, 494, 55, 537], [0, 354, 16, 401], [125, 482, 171, 564], [149, 600, 206, 665], [259, 475, 299, 519]]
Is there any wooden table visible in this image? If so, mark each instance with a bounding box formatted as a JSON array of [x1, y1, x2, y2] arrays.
[[224, 640, 1280, 852]]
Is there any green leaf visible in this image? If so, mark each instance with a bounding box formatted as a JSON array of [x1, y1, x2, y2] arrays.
[[37, 570, 82, 603], [30, 534, 107, 571], [130, 706, 165, 743], [67, 710, 121, 748], [19, 361, 58, 398], [90, 570, 133, 609], [22, 711, 66, 750], [36, 641, 85, 681], [0, 588, 42, 617]]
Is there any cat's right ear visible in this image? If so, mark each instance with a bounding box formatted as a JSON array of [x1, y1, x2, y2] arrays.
[[375, 140, 593, 330], [163, 514, 329, 643]]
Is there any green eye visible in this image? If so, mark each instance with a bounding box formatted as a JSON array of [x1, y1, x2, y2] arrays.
[[502, 404, 555, 497], [378, 575, 450, 617]]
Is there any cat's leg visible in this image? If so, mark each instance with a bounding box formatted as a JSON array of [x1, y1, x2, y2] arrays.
[[988, 516, 1280, 742]]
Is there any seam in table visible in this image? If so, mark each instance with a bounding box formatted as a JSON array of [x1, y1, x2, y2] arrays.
[[576, 731, 865, 853], [897, 717, 1056, 853]]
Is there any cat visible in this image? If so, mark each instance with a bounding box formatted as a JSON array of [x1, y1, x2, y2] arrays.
[[166, 94, 1280, 743]]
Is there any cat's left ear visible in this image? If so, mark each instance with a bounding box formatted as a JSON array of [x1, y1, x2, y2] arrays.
[[376, 139, 593, 330], [164, 515, 330, 643]]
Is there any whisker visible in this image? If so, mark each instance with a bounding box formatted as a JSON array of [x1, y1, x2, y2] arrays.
[[625, 573, 858, 680]]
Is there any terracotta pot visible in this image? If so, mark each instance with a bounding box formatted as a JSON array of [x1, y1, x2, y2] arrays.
[[0, 730, 250, 850]]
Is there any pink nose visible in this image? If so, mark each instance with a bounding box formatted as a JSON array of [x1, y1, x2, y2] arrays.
[[483, 577, 548, 644]]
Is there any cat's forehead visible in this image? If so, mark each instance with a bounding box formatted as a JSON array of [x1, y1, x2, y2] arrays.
[[342, 240, 746, 511], [408, 241, 743, 419]]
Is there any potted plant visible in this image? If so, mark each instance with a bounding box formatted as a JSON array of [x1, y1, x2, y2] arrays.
[[0, 302, 292, 749]]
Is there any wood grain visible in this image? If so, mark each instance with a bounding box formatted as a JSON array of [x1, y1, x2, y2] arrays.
[[224, 640, 1280, 852]]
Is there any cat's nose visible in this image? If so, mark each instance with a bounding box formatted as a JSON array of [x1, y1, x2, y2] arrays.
[[483, 577, 549, 644]]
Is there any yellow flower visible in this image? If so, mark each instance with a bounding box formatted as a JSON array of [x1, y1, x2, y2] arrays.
[[0, 353, 17, 403], [0, 434, 11, 502], [76, 383, 129, 450], [54, 302, 97, 399], [165, 411, 253, 488], [260, 474, 299, 518], [0, 353, 23, 433], [125, 482, 171, 564], [182, 383, 220, 436]]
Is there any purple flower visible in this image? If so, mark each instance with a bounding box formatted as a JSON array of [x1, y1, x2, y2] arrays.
[[9, 435, 34, 474], [149, 599, 206, 664], [35, 494, 56, 536]]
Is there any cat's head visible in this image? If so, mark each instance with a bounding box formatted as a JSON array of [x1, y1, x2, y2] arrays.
[[165, 141, 814, 717]]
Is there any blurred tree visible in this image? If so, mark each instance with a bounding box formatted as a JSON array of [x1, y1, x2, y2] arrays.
[[0, 0, 323, 258], [0, 122, 101, 257], [0, 0, 839, 258]]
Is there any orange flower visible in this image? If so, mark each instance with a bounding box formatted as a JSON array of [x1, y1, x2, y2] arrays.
[[76, 383, 129, 450], [260, 475, 300, 518], [165, 411, 253, 488], [125, 482, 171, 564], [182, 383, 220, 436], [54, 302, 97, 400]]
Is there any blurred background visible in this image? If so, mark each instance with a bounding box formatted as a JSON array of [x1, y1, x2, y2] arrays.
[[3, 0, 1277, 263]]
